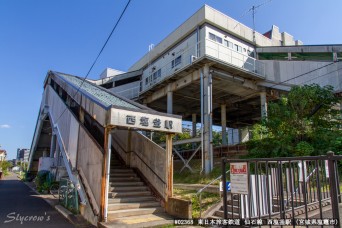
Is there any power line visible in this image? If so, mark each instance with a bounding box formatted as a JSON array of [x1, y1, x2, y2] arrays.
[[222, 62, 339, 105], [269, 62, 335, 89], [52, 0, 131, 125]]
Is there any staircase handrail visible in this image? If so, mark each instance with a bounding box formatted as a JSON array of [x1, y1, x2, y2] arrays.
[[196, 169, 230, 218], [111, 134, 166, 185]]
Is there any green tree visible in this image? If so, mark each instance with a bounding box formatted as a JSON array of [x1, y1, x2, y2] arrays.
[[0, 160, 13, 176], [247, 84, 341, 158]]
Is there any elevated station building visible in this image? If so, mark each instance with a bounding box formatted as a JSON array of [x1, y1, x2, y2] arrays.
[[94, 5, 342, 173], [28, 4, 341, 226]]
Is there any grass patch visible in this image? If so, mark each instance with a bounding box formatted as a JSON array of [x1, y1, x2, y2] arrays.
[[173, 188, 221, 218], [173, 158, 226, 185], [173, 166, 222, 185]]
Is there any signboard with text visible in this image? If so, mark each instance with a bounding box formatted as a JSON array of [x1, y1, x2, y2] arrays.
[[230, 162, 248, 195], [110, 108, 182, 133]]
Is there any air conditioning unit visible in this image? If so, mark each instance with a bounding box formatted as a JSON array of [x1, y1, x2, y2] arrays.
[[190, 55, 197, 64]]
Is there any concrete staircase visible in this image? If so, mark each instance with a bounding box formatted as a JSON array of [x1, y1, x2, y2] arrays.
[[99, 153, 173, 228]]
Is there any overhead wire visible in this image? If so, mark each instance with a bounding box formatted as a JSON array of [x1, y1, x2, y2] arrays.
[[52, 0, 131, 126]]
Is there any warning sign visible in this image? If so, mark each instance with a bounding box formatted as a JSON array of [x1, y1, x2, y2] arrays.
[[230, 162, 248, 195]]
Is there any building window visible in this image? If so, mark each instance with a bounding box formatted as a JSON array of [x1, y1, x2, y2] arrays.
[[209, 33, 216, 41], [243, 48, 246, 53], [145, 77, 149, 85], [172, 55, 182, 68], [224, 40, 234, 49], [228, 41, 233, 49], [153, 69, 161, 80], [208, 32, 222, 44], [234, 44, 238, 52], [238, 46, 242, 53]]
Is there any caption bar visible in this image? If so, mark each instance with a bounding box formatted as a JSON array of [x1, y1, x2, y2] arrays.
[[174, 218, 339, 226]]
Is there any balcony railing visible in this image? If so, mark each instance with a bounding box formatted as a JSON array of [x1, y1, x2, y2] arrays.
[[205, 38, 266, 78]]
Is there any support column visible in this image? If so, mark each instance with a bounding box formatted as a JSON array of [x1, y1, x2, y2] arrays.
[[202, 64, 213, 174], [192, 114, 197, 138], [101, 128, 113, 222], [49, 134, 56, 158], [260, 91, 268, 119], [167, 90, 173, 114], [221, 104, 227, 146], [165, 134, 173, 199], [240, 127, 250, 143]]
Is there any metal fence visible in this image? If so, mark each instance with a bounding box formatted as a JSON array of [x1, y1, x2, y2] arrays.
[[59, 178, 79, 214], [222, 152, 342, 227]]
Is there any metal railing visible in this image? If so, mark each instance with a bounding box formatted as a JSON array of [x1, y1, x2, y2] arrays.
[[221, 152, 342, 227], [196, 169, 230, 218], [205, 38, 266, 77], [115, 86, 140, 100]]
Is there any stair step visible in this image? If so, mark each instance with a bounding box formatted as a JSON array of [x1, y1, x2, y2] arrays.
[[108, 201, 160, 211], [108, 196, 157, 203], [110, 173, 137, 177], [108, 191, 151, 198], [107, 207, 164, 219], [109, 177, 141, 182], [226, 200, 240, 207], [227, 205, 240, 213], [215, 210, 240, 218], [110, 186, 148, 192], [100, 213, 173, 228], [110, 181, 144, 187], [110, 168, 134, 173]]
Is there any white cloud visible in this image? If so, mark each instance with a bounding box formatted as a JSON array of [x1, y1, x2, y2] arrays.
[[0, 124, 11, 129]]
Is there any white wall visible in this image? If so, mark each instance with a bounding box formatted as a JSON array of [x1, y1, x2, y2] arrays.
[[262, 60, 342, 91], [141, 30, 201, 92], [204, 25, 264, 75]]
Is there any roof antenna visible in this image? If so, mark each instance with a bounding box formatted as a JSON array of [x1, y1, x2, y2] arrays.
[[148, 43, 154, 68], [234, 0, 272, 44]]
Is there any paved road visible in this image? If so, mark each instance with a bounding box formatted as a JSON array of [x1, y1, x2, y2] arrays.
[[0, 173, 74, 227]]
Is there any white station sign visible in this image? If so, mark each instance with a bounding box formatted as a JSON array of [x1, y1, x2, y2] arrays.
[[110, 108, 182, 133], [230, 162, 249, 195]]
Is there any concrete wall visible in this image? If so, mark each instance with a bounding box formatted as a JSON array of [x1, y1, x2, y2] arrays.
[[113, 130, 167, 200], [38, 157, 55, 171], [262, 60, 342, 91], [46, 85, 103, 222], [46, 86, 79, 168], [77, 126, 104, 212]]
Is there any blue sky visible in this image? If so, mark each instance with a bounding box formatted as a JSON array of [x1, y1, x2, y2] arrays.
[[0, 0, 341, 159]]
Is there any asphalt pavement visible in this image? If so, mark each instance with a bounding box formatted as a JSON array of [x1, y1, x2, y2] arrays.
[[0, 172, 75, 228]]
